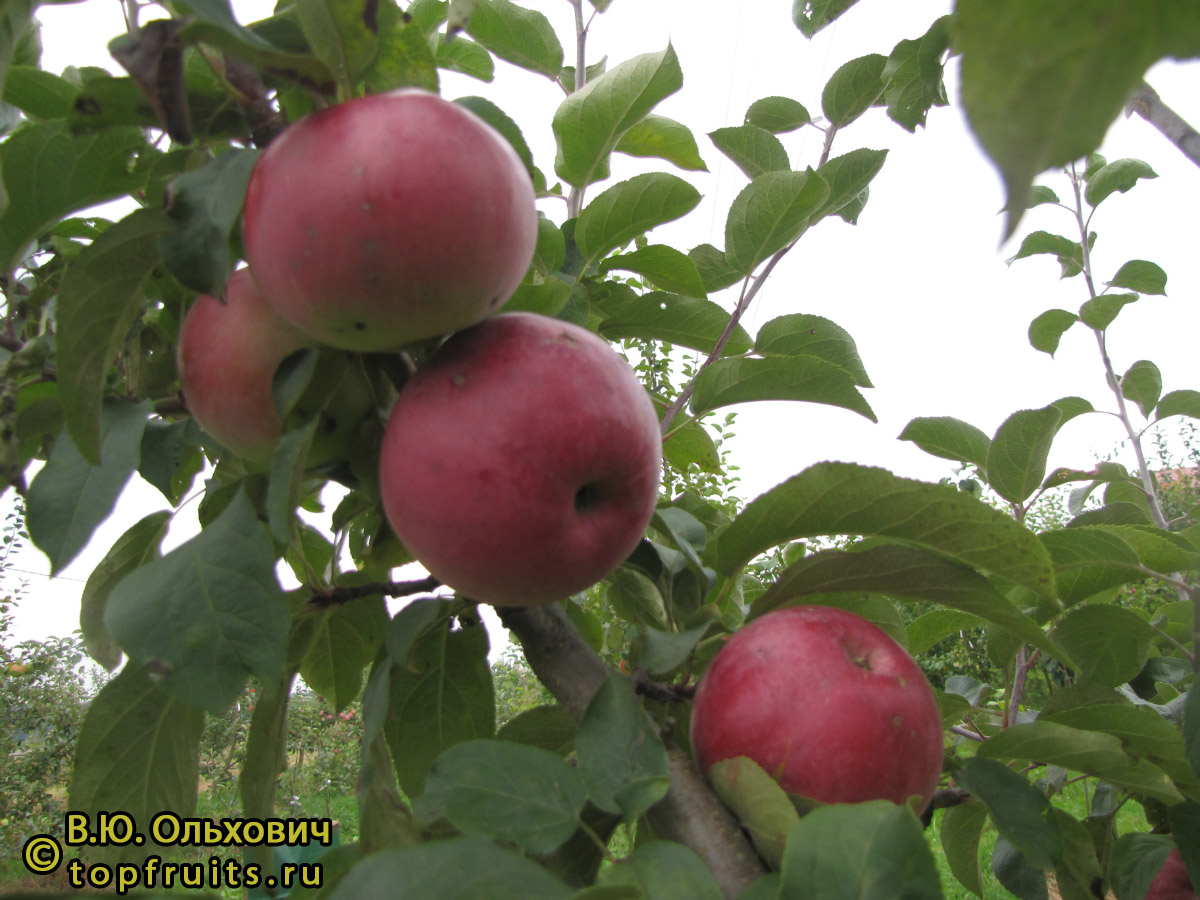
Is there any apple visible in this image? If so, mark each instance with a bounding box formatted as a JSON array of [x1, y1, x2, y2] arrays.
[[378, 312, 662, 607], [1147, 850, 1197, 900], [242, 89, 538, 352], [177, 268, 373, 466], [689, 605, 944, 813]]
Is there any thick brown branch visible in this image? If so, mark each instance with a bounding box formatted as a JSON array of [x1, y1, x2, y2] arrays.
[[1128, 82, 1200, 170], [498, 603, 768, 899]]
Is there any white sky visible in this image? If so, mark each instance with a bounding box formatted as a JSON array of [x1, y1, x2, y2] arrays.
[[7, 0, 1200, 651]]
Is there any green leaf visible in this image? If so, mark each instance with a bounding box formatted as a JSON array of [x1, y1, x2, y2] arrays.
[[708, 125, 790, 179], [0, 0, 35, 110], [1120, 360, 1162, 419], [601, 841, 724, 900], [688, 243, 742, 293], [954, 0, 1185, 236], [1040, 527, 1144, 606], [662, 418, 721, 475], [79, 511, 171, 672], [159, 149, 261, 296], [27, 399, 150, 575], [1008, 231, 1082, 272], [639, 621, 711, 675], [940, 802, 988, 898], [978, 720, 1184, 804], [552, 44, 682, 189], [326, 836, 571, 900], [792, 0, 860, 38], [1107, 259, 1167, 295], [955, 756, 1062, 870], [907, 609, 985, 656], [1080, 292, 1139, 331], [745, 95, 811, 133], [752, 545, 1063, 661], [1044, 704, 1193, 779], [295, 0, 380, 87], [1029, 309, 1080, 356], [576, 674, 669, 820], [358, 730, 422, 854], [574, 173, 701, 268], [434, 34, 494, 81], [725, 169, 829, 275], [614, 114, 708, 172], [365, 5, 438, 93], [496, 704, 577, 757], [689, 356, 875, 422], [466, 0, 563, 79], [301, 592, 388, 711], [0, 119, 145, 274], [811, 148, 888, 222], [1155, 389, 1200, 422], [779, 800, 942, 900], [68, 664, 205, 863], [986, 405, 1062, 504], [56, 208, 173, 465], [416, 739, 587, 854], [1108, 834, 1175, 900], [239, 670, 293, 849], [707, 462, 1057, 607], [1051, 604, 1155, 688], [385, 615, 495, 796], [882, 16, 950, 132], [992, 836, 1048, 900], [821, 54, 887, 127], [2, 65, 78, 119], [104, 490, 289, 713], [1085, 158, 1158, 207], [899, 416, 991, 470], [599, 245, 707, 297], [1187, 682, 1200, 781], [707, 756, 801, 870], [598, 293, 751, 357], [754, 313, 871, 387], [453, 96, 535, 181]]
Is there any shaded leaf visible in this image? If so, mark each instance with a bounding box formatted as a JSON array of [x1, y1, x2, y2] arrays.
[[689, 356, 875, 422], [986, 405, 1062, 504], [755, 313, 871, 386], [614, 114, 707, 172], [793, 0, 860, 38], [882, 16, 950, 131], [466, 0, 563, 79], [1107, 259, 1167, 295], [708, 124, 790, 180], [725, 168, 830, 276], [955, 756, 1062, 870], [598, 293, 750, 357], [899, 416, 990, 470], [575, 172, 701, 267], [1051, 604, 1155, 688], [599, 245, 707, 297], [1028, 309, 1079, 356], [1085, 158, 1158, 207], [1155, 389, 1200, 422], [821, 53, 886, 127], [745, 95, 810, 133], [1080, 292, 1138, 331], [602, 841, 723, 900]]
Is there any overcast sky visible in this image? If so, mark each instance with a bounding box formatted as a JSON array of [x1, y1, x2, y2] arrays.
[[7, 0, 1200, 650]]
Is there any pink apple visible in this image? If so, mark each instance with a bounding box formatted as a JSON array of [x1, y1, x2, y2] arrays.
[[690, 605, 944, 813], [242, 89, 538, 352], [1147, 850, 1197, 900], [378, 312, 662, 607], [177, 268, 372, 466]]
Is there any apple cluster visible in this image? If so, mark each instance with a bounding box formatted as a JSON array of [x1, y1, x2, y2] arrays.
[[177, 89, 663, 608]]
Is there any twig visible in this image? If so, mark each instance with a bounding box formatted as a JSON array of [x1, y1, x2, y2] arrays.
[[1127, 82, 1200, 171], [631, 665, 696, 704], [309, 576, 440, 608]]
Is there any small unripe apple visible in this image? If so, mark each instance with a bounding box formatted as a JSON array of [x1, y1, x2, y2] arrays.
[[690, 605, 944, 813], [177, 268, 372, 466], [1147, 850, 1197, 900], [379, 312, 662, 607], [242, 89, 538, 352]]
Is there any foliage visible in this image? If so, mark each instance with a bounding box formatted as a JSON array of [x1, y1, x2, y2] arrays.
[[0, 1, 1197, 899]]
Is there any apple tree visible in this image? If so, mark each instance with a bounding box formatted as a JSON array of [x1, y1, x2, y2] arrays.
[[1, 0, 1198, 898]]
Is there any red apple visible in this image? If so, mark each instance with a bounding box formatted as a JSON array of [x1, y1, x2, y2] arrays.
[[178, 268, 373, 466], [690, 605, 944, 813], [242, 89, 538, 352], [1147, 850, 1197, 900], [378, 312, 662, 607]]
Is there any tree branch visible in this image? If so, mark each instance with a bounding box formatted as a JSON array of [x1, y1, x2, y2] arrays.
[[498, 603, 768, 898], [1128, 82, 1200, 171], [309, 576, 440, 608]]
